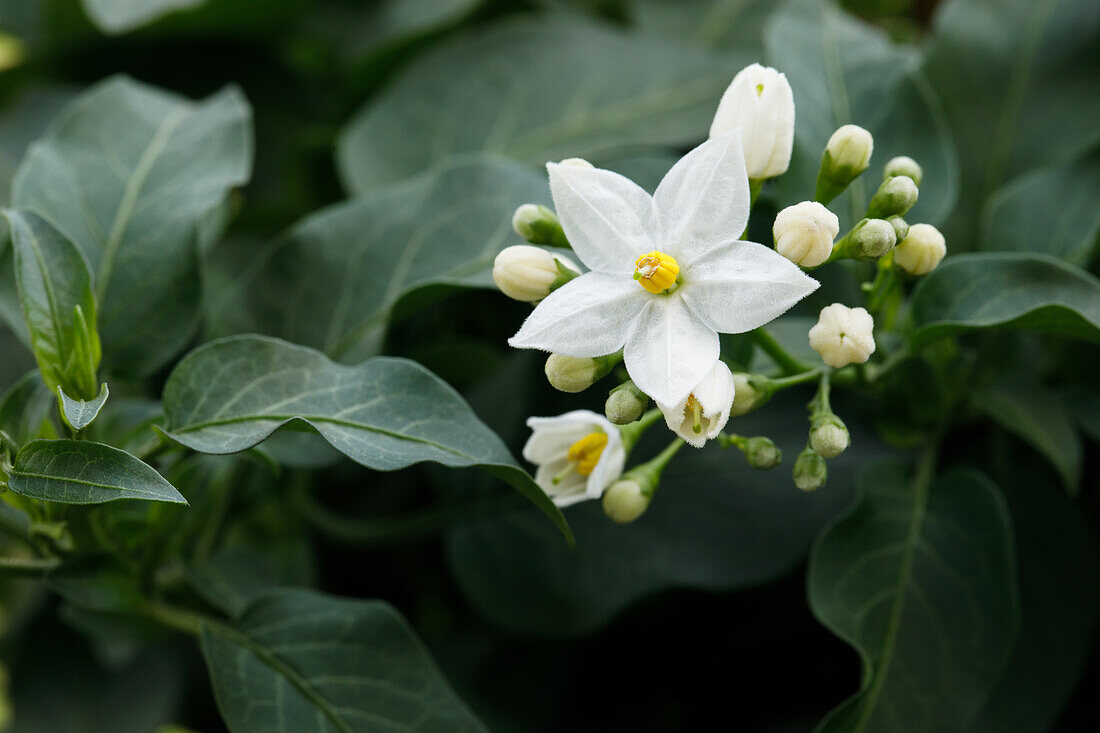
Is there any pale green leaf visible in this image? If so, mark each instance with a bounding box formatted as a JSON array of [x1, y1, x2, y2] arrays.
[[910, 253, 1100, 347], [809, 462, 1018, 732], [82, 0, 207, 34], [12, 75, 253, 378], [206, 157, 549, 362], [161, 335, 571, 542], [201, 589, 487, 733], [336, 16, 734, 192], [8, 439, 186, 505], [58, 382, 109, 431]]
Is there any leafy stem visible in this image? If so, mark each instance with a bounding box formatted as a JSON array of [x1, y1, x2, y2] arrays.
[[752, 327, 811, 375]]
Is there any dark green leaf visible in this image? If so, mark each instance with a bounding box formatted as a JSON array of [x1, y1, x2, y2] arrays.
[[206, 157, 550, 363], [631, 0, 776, 53], [808, 462, 1018, 732], [765, 0, 957, 229], [336, 16, 734, 192], [46, 555, 143, 613], [188, 544, 316, 617], [0, 372, 57, 445], [58, 382, 109, 431], [161, 335, 570, 541], [910, 253, 1100, 347], [201, 589, 487, 732], [8, 439, 185, 504], [921, 0, 1100, 248], [974, 381, 1081, 494], [980, 146, 1100, 265], [81, 0, 207, 34], [12, 75, 253, 378], [2, 209, 100, 400]]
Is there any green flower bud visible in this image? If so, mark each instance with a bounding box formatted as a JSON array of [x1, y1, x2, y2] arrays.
[[883, 155, 923, 186], [887, 216, 909, 242], [511, 204, 569, 247], [602, 479, 650, 523], [730, 373, 772, 417], [545, 353, 618, 393], [605, 380, 648, 425], [866, 176, 919, 219], [809, 413, 850, 459], [793, 446, 828, 492], [845, 218, 896, 261], [815, 125, 873, 204], [743, 436, 781, 470]]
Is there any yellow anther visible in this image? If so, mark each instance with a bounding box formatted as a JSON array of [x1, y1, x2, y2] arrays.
[[567, 432, 608, 477], [633, 250, 680, 294]]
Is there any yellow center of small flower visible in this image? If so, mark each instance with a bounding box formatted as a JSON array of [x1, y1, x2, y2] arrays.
[[633, 250, 680, 294], [566, 432, 608, 477]]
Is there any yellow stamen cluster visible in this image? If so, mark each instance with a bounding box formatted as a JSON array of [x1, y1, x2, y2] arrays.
[[566, 432, 608, 476], [634, 250, 680, 294]]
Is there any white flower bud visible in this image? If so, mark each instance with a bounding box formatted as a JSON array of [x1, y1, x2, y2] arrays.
[[773, 201, 839, 268], [511, 203, 569, 246], [810, 415, 850, 459], [847, 218, 896, 260], [884, 156, 923, 186], [511, 204, 545, 240], [710, 64, 795, 179], [657, 361, 734, 448], [545, 353, 616, 393], [894, 223, 946, 275], [602, 479, 650, 523], [826, 125, 874, 173], [808, 303, 876, 369], [742, 436, 781, 470], [867, 176, 919, 219], [729, 373, 770, 417], [493, 245, 578, 302], [559, 157, 594, 168], [793, 447, 827, 492]]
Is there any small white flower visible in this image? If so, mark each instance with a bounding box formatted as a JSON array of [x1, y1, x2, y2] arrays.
[[808, 303, 876, 368], [894, 223, 946, 275], [710, 63, 795, 179], [508, 131, 818, 406], [826, 125, 874, 173], [523, 410, 625, 506], [492, 245, 579, 302], [773, 201, 839, 267], [656, 360, 734, 448]]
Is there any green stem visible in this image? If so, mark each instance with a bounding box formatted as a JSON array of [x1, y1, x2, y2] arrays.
[[618, 408, 662, 454], [768, 369, 822, 391], [0, 555, 59, 578], [809, 370, 833, 415], [143, 601, 218, 636], [752, 328, 811, 375]]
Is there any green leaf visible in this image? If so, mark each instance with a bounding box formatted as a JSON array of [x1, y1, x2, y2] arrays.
[[82, 0, 207, 34], [979, 146, 1100, 265], [921, 0, 1100, 248], [808, 462, 1018, 732], [188, 543, 316, 617], [0, 372, 57, 445], [630, 0, 776, 53], [974, 381, 1081, 494], [58, 382, 109, 431], [12, 75, 253, 378], [764, 0, 957, 229], [206, 157, 550, 362], [445, 389, 880, 634], [161, 335, 570, 541], [2, 209, 100, 400], [909, 253, 1100, 347], [45, 555, 143, 613], [336, 16, 735, 192], [201, 589, 486, 733], [8, 439, 185, 505]]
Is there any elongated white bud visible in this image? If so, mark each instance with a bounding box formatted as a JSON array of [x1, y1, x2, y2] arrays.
[[493, 245, 578, 302], [710, 64, 795, 179]]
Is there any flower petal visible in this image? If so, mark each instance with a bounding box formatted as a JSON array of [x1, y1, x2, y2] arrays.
[[547, 162, 657, 275], [586, 425, 625, 499], [624, 297, 719, 407], [680, 241, 819, 333], [652, 130, 750, 265], [508, 272, 645, 356]]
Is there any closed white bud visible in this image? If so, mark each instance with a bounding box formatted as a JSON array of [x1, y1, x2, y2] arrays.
[[602, 479, 650, 523], [730, 373, 770, 417], [894, 223, 946, 275], [887, 216, 909, 242], [847, 218, 896, 260], [809, 415, 850, 459], [710, 64, 795, 179], [559, 157, 594, 168], [493, 245, 578, 302], [884, 156, 923, 186], [773, 201, 839, 268], [867, 176, 919, 219], [826, 125, 874, 173], [809, 303, 876, 369], [545, 353, 616, 393], [511, 204, 546, 240]]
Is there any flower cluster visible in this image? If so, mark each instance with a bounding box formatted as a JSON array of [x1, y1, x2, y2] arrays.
[[491, 62, 947, 522]]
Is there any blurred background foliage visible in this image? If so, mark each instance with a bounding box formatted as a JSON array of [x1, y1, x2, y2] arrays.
[[0, 0, 1097, 731]]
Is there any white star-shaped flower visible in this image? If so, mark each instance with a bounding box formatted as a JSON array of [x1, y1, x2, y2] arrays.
[[508, 131, 819, 406]]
